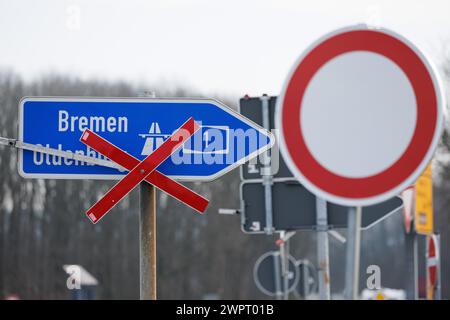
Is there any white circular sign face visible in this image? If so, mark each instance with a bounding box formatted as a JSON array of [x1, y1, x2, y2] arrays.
[[276, 25, 444, 206]]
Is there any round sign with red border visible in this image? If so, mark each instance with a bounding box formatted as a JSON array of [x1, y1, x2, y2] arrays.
[[276, 25, 445, 206]]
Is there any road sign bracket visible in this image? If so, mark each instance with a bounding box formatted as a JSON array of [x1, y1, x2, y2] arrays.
[[0, 136, 123, 170], [218, 208, 240, 215], [328, 230, 346, 244]]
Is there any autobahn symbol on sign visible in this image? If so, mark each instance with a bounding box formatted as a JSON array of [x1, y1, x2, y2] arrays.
[[276, 25, 445, 206], [19, 97, 274, 181]]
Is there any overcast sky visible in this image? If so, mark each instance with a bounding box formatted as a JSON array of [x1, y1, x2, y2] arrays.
[[1, 0, 450, 98]]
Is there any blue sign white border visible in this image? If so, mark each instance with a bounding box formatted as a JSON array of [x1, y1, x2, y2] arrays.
[[18, 96, 275, 182]]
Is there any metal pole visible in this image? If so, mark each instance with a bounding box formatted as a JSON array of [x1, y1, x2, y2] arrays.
[[426, 234, 432, 300], [302, 260, 309, 299], [260, 95, 274, 234], [405, 231, 418, 300], [316, 197, 331, 299], [285, 236, 291, 300], [413, 233, 418, 300], [436, 234, 442, 300], [140, 183, 157, 299], [279, 232, 290, 300], [139, 90, 157, 300], [0, 137, 124, 170], [345, 206, 362, 300], [273, 252, 282, 300]]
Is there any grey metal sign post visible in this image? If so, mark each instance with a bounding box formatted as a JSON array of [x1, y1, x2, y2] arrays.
[[436, 234, 442, 300], [405, 231, 418, 300], [260, 95, 274, 234], [278, 231, 296, 300], [345, 206, 362, 300], [239, 96, 292, 180], [316, 197, 331, 299], [138, 91, 157, 300]]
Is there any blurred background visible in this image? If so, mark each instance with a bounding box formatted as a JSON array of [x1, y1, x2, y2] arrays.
[[1, 0, 450, 299]]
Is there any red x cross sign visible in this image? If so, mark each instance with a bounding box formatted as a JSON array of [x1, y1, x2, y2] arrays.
[[80, 117, 208, 223]]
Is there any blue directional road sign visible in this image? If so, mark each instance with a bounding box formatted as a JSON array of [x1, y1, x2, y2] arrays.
[[19, 97, 274, 181]]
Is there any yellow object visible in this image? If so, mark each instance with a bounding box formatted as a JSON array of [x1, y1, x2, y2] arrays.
[[375, 292, 385, 300], [427, 284, 435, 300], [415, 163, 433, 235]]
